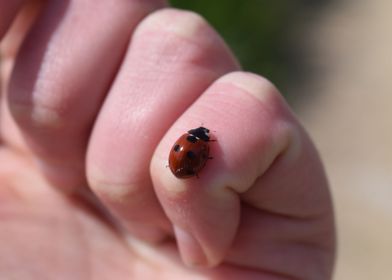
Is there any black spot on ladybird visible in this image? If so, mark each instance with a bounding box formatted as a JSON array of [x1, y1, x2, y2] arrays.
[[173, 144, 181, 152], [186, 151, 195, 159]]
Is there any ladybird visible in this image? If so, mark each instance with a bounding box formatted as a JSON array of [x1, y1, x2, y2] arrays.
[[169, 127, 212, 179]]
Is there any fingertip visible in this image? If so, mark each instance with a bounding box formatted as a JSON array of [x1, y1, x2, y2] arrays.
[[151, 158, 240, 267], [173, 225, 208, 267]]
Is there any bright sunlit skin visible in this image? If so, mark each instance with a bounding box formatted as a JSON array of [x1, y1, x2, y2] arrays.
[[0, 1, 335, 279]]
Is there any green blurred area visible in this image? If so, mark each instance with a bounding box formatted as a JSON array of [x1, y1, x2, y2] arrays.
[[170, 0, 329, 94]]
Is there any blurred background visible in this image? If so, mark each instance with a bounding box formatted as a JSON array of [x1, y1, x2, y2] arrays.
[[171, 1, 392, 279]]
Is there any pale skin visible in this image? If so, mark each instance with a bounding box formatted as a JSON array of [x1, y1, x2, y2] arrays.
[[0, 1, 335, 279]]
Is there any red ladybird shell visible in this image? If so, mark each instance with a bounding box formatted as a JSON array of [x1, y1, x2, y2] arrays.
[[168, 127, 211, 178]]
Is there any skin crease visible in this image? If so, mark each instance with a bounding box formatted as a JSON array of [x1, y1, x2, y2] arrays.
[[0, 1, 335, 280]]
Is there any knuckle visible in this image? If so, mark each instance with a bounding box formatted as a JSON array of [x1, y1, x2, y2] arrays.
[[87, 168, 146, 201], [129, 8, 239, 73], [217, 71, 297, 142], [9, 80, 71, 129], [220, 71, 281, 104], [9, 102, 65, 129], [218, 71, 289, 122], [131, 8, 230, 73], [88, 179, 141, 202], [135, 8, 210, 39]]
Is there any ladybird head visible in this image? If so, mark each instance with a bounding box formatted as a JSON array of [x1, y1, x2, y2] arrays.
[[188, 127, 210, 142]]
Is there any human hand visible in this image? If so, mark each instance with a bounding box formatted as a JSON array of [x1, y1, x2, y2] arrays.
[[0, 1, 335, 279]]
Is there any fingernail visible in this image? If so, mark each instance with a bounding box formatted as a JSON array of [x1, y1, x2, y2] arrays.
[[173, 226, 207, 267]]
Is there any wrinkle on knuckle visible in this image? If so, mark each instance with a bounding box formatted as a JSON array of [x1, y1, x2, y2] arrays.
[[130, 8, 235, 75], [132, 8, 217, 62], [218, 72, 282, 107], [135, 8, 209, 41], [88, 175, 149, 202], [9, 77, 73, 129], [9, 101, 64, 129]]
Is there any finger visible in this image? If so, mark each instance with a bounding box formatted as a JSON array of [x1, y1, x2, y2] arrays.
[[150, 72, 334, 271], [1, 1, 44, 150], [87, 8, 239, 242], [7, 0, 165, 191], [1, 0, 43, 80], [0, 0, 26, 40]]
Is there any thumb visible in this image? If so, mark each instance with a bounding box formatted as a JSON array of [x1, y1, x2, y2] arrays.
[[151, 72, 290, 267]]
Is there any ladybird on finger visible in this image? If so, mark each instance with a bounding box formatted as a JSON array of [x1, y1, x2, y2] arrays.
[[169, 127, 212, 179]]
